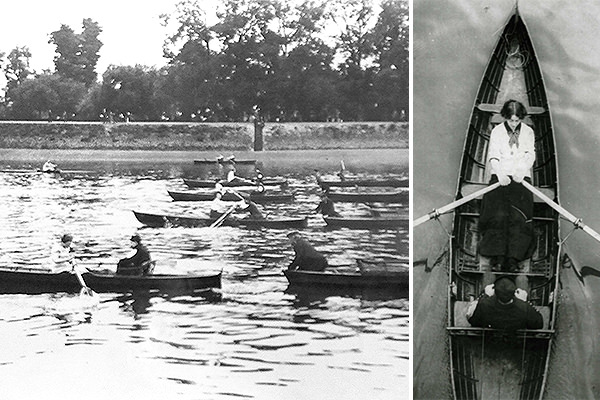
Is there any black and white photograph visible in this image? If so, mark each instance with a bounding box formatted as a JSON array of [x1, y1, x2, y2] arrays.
[[414, 0, 600, 399], [0, 0, 408, 399]]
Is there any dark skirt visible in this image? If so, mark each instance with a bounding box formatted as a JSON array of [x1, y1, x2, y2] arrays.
[[478, 175, 534, 261]]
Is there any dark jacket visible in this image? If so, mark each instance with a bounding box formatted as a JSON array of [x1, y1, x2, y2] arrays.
[[315, 197, 340, 217], [117, 243, 151, 275], [468, 295, 543, 331], [289, 238, 328, 271]]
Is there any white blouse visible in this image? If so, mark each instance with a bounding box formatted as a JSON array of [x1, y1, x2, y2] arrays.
[[487, 122, 535, 179]]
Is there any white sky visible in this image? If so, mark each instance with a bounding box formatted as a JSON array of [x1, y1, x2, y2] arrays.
[[0, 0, 195, 75]]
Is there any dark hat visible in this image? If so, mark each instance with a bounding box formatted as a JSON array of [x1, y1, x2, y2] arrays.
[[130, 234, 142, 243], [286, 231, 301, 239], [61, 234, 73, 243], [494, 276, 516, 303]]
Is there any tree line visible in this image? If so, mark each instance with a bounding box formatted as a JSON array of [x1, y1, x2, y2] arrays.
[[0, 0, 408, 123]]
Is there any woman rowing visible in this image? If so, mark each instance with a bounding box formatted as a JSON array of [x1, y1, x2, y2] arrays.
[[479, 99, 535, 288]]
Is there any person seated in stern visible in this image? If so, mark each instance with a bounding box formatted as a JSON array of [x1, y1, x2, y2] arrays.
[[466, 276, 543, 332], [116, 234, 152, 276], [46, 233, 76, 273], [286, 231, 328, 271], [315, 191, 341, 217]]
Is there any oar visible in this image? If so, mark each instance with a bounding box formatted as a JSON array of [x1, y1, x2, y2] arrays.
[[72, 263, 96, 297], [522, 180, 600, 243], [414, 182, 501, 227]]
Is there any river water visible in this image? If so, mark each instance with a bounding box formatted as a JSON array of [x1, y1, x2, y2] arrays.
[[0, 148, 408, 400]]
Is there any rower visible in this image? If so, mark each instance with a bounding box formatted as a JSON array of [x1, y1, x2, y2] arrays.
[[209, 191, 230, 219], [42, 160, 58, 173], [46, 233, 76, 273], [240, 198, 264, 219], [116, 234, 152, 276], [286, 231, 328, 271], [315, 191, 341, 217]]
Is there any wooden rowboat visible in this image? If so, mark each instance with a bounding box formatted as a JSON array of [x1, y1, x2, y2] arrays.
[[317, 176, 408, 189], [326, 189, 407, 203], [283, 260, 408, 290], [323, 215, 408, 229], [183, 177, 287, 188], [194, 158, 256, 165], [168, 190, 294, 203], [448, 8, 559, 400], [133, 210, 308, 229], [0, 266, 221, 294]]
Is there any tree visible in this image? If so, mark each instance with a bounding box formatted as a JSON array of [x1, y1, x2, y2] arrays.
[[2, 47, 33, 106], [49, 19, 103, 87]]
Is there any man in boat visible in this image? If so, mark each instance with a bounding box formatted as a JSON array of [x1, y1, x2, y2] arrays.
[[286, 231, 328, 271], [479, 99, 535, 274], [466, 276, 543, 331], [315, 191, 341, 217], [46, 233, 76, 273], [239, 196, 265, 219], [116, 234, 152, 275]]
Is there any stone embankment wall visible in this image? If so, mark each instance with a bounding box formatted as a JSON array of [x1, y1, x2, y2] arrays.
[[0, 121, 408, 150]]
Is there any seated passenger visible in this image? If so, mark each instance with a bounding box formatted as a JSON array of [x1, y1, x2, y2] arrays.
[[287, 231, 328, 271], [116, 234, 152, 276], [241, 199, 264, 219], [467, 276, 543, 331]]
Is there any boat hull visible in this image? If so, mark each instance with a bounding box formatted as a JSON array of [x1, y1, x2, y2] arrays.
[[318, 178, 408, 188], [323, 215, 408, 229], [133, 211, 308, 229], [194, 159, 256, 165], [183, 178, 287, 188], [283, 269, 408, 289], [327, 190, 406, 203], [168, 190, 294, 203], [0, 268, 221, 294]]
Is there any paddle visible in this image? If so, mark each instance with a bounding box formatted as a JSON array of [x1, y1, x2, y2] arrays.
[[209, 175, 247, 228], [521, 180, 600, 243], [72, 263, 96, 297], [414, 182, 501, 227]]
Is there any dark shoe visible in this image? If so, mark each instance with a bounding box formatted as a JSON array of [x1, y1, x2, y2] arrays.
[[507, 257, 520, 272], [490, 256, 505, 271]]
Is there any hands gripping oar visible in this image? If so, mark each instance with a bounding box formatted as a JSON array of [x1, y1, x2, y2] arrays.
[[413, 182, 501, 227], [209, 173, 249, 228]]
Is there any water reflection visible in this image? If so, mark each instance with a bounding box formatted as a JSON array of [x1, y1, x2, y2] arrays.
[[0, 151, 408, 400]]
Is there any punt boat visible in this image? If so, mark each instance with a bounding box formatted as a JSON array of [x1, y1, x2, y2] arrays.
[[0, 265, 222, 294], [133, 210, 308, 229], [323, 215, 408, 229], [447, 7, 559, 400], [183, 177, 287, 188], [317, 176, 408, 189], [326, 189, 407, 203], [283, 259, 409, 290], [168, 190, 294, 203]]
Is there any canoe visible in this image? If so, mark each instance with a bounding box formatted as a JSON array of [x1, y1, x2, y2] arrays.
[[317, 177, 408, 189], [194, 158, 256, 165], [0, 266, 222, 294], [447, 8, 559, 400], [183, 177, 287, 188], [283, 260, 408, 289], [168, 190, 294, 203], [133, 210, 308, 229], [323, 215, 408, 229], [326, 189, 407, 203]]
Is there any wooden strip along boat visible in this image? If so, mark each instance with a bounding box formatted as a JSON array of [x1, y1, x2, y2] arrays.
[[0, 266, 221, 294], [133, 210, 308, 229], [168, 190, 294, 203], [323, 215, 408, 229], [317, 176, 408, 189], [283, 260, 409, 289], [448, 8, 559, 400], [193, 158, 256, 165], [326, 189, 407, 203], [183, 177, 287, 188]]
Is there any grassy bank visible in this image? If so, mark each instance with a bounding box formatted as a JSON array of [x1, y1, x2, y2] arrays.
[[0, 121, 407, 150]]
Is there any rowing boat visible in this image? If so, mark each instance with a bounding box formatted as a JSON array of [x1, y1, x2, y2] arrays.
[[133, 210, 308, 229], [168, 190, 294, 203], [323, 215, 408, 229], [326, 189, 407, 203], [283, 259, 408, 289], [447, 7, 559, 400], [183, 177, 287, 188], [317, 176, 408, 189], [0, 266, 222, 294], [194, 158, 256, 165]]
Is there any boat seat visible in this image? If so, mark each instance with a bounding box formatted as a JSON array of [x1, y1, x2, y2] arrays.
[[477, 103, 546, 115], [461, 183, 555, 203], [453, 301, 551, 329]]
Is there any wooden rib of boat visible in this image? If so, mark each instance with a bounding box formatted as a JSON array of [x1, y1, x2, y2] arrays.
[[326, 189, 407, 203], [323, 215, 408, 229], [133, 210, 308, 229], [317, 176, 408, 189], [448, 8, 559, 400], [0, 266, 222, 294], [283, 260, 408, 289], [193, 158, 256, 165], [168, 190, 294, 203], [183, 178, 287, 188]]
